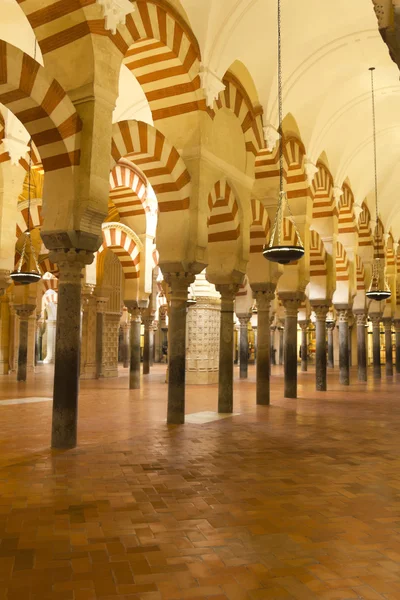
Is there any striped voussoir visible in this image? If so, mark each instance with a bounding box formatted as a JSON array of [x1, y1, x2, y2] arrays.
[[98, 225, 140, 280], [16, 198, 43, 238], [39, 256, 59, 278], [338, 183, 357, 235], [285, 136, 311, 202], [254, 146, 283, 180], [19, 141, 43, 172], [386, 233, 395, 268], [374, 218, 385, 259], [282, 216, 297, 246], [207, 179, 240, 244], [111, 120, 190, 213], [358, 201, 373, 247], [310, 230, 327, 278], [236, 277, 248, 298], [0, 41, 81, 173], [336, 241, 349, 282], [42, 280, 58, 297], [213, 72, 264, 156], [250, 198, 269, 253], [312, 161, 336, 219], [110, 163, 149, 221], [356, 255, 366, 291]]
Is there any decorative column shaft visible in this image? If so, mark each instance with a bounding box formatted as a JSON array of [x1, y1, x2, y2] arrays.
[[280, 293, 304, 399], [327, 322, 335, 368], [299, 321, 309, 372], [165, 272, 195, 423], [95, 297, 108, 379], [383, 318, 393, 376], [253, 287, 275, 405], [312, 304, 329, 391], [337, 308, 350, 385], [122, 322, 130, 368], [142, 316, 153, 375], [395, 320, 400, 374], [371, 314, 382, 380], [15, 305, 35, 382], [127, 304, 141, 390], [355, 312, 367, 382], [216, 283, 241, 413], [49, 250, 93, 449], [238, 315, 251, 379]]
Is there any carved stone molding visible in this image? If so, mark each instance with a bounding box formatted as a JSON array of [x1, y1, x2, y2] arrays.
[[199, 66, 225, 108], [279, 292, 305, 318], [49, 249, 94, 285], [263, 124, 280, 152], [14, 304, 36, 321], [96, 0, 135, 35], [164, 272, 196, 303]]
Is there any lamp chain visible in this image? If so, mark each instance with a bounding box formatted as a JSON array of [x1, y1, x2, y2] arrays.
[[370, 67, 379, 242]]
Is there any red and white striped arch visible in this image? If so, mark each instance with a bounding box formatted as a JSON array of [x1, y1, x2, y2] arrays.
[[98, 223, 141, 280], [207, 180, 240, 244], [109, 163, 149, 221], [336, 241, 349, 282], [42, 277, 58, 295], [0, 41, 81, 173], [16, 198, 43, 238], [250, 198, 269, 253], [309, 230, 327, 278], [213, 72, 265, 156], [284, 136, 309, 202], [312, 162, 335, 220], [386, 233, 395, 269], [111, 120, 190, 213], [39, 256, 59, 278], [356, 255, 365, 291], [375, 218, 385, 259], [358, 202, 372, 248], [338, 184, 356, 235]]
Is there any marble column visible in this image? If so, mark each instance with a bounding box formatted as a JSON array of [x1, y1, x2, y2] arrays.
[[238, 315, 251, 379], [327, 322, 335, 368], [252, 286, 275, 405], [164, 272, 195, 424], [395, 319, 400, 374], [126, 304, 141, 389], [280, 293, 304, 399], [312, 304, 329, 392], [49, 249, 93, 450], [121, 322, 130, 368], [370, 314, 382, 380], [278, 322, 284, 365], [354, 312, 367, 382], [95, 297, 107, 379], [383, 318, 393, 377], [216, 283, 241, 413], [337, 308, 350, 385], [270, 322, 277, 365], [299, 321, 309, 372], [348, 317, 354, 368], [142, 316, 153, 375], [43, 320, 57, 364], [15, 305, 35, 382], [150, 324, 155, 367]]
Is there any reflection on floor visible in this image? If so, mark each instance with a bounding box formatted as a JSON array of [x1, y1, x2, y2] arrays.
[[0, 364, 400, 599]]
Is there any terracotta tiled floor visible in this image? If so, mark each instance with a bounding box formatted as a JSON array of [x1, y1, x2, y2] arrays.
[[1, 364, 400, 599]]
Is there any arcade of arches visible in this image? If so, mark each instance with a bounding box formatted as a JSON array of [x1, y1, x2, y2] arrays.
[[3, 0, 400, 598]]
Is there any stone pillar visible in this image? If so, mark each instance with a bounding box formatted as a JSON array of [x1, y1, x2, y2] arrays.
[[354, 312, 367, 382], [142, 316, 153, 375], [383, 318, 393, 377], [216, 284, 241, 413], [43, 320, 57, 364], [337, 308, 350, 385], [370, 314, 382, 380], [15, 305, 35, 382], [150, 324, 155, 367], [126, 304, 141, 390], [121, 322, 130, 368], [312, 304, 329, 391], [280, 293, 304, 399], [299, 321, 309, 372], [0, 296, 10, 374], [80, 287, 97, 379], [238, 315, 251, 379], [278, 322, 284, 365], [327, 322, 335, 368], [49, 250, 93, 450], [164, 272, 195, 424], [95, 296, 108, 379], [270, 321, 276, 365], [252, 286, 275, 405], [395, 319, 400, 374]]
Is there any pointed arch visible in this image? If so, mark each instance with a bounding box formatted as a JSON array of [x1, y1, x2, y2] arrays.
[[312, 161, 335, 219], [98, 223, 141, 280], [109, 163, 149, 221], [336, 241, 349, 282], [310, 230, 327, 278], [207, 179, 240, 243], [386, 233, 395, 269], [16, 198, 43, 238], [250, 198, 269, 253], [358, 202, 373, 247], [111, 120, 190, 213], [284, 135, 310, 202], [356, 255, 365, 291], [338, 183, 356, 234]]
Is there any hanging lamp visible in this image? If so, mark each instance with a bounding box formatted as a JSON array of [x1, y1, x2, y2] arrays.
[[263, 0, 304, 265], [365, 67, 391, 303], [10, 138, 42, 286]]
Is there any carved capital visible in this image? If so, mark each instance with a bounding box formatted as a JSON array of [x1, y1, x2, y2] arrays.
[[216, 283, 241, 304], [49, 249, 94, 285], [199, 66, 225, 108], [14, 304, 36, 320], [238, 315, 251, 328], [164, 272, 196, 303], [370, 314, 382, 326], [299, 320, 310, 332], [337, 309, 350, 323], [279, 292, 305, 318], [394, 319, 400, 333], [383, 317, 393, 331], [355, 312, 367, 327], [311, 303, 330, 322], [252, 284, 276, 312], [96, 0, 135, 34]]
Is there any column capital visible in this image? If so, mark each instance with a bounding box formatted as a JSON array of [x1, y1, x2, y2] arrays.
[[142, 315, 154, 329], [49, 249, 94, 285], [95, 297, 108, 313], [164, 272, 196, 302], [336, 308, 350, 323], [394, 319, 400, 333], [355, 312, 367, 327], [311, 303, 330, 322], [299, 320, 310, 331], [279, 292, 305, 318], [383, 317, 393, 331], [253, 286, 275, 311], [14, 304, 36, 320], [125, 301, 144, 322], [0, 269, 11, 296], [215, 283, 241, 301]]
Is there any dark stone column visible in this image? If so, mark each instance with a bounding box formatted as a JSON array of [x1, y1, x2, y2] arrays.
[[238, 315, 250, 379], [122, 322, 130, 368], [327, 322, 335, 368], [312, 304, 329, 391], [150, 325, 155, 367], [126, 304, 141, 389], [216, 283, 241, 413], [95, 296, 107, 379], [270, 322, 276, 365], [49, 249, 93, 449], [354, 312, 367, 382], [370, 314, 382, 380], [142, 316, 153, 375], [348, 316, 354, 368], [252, 286, 275, 405], [278, 322, 284, 365], [299, 321, 309, 372], [280, 293, 304, 399], [383, 318, 393, 377], [395, 319, 400, 374], [15, 305, 35, 382], [164, 272, 195, 424], [337, 307, 350, 385]]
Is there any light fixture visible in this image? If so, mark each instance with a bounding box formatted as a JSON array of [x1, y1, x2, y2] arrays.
[[263, 0, 304, 266], [10, 138, 42, 286], [365, 68, 391, 303]]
